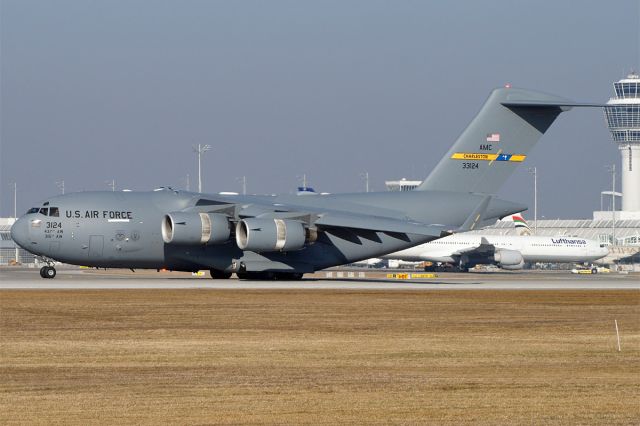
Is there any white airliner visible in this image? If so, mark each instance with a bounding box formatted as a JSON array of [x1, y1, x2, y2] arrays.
[[382, 216, 609, 271]]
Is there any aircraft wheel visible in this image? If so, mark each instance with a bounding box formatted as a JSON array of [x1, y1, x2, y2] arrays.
[[44, 266, 56, 279], [210, 269, 232, 279], [282, 273, 304, 281], [273, 272, 302, 281], [236, 272, 256, 280], [40, 266, 47, 278], [236, 272, 278, 280]]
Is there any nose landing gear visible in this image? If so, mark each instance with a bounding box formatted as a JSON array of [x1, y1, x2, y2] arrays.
[[39, 265, 57, 279], [38, 257, 57, 279]]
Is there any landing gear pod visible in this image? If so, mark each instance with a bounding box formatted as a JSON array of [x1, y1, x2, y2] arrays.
[[162, 212, 231, 245], [235, 218, 307, 252]]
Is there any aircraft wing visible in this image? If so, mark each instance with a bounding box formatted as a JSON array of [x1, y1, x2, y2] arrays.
[[313, 212, 448, 237], [186, 197, 451, 238], [248, 193, 493, 237], [451, 237, 496, 256]]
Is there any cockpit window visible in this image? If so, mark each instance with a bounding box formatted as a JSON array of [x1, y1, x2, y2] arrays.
[[49, 207, 60, 217], [27, 207, 39, 214], [39, 207, 49, 216]]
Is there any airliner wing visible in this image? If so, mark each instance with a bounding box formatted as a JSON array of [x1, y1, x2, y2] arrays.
[[451, 237, 496, 256]]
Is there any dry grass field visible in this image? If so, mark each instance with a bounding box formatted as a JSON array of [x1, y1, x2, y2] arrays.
[[1, 290, 638, 425]]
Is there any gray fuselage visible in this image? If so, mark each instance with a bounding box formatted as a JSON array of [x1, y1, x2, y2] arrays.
[[11, 188, 523, 273]]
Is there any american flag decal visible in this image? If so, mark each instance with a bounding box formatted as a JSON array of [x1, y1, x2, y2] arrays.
[[486, 133, 500, 142]]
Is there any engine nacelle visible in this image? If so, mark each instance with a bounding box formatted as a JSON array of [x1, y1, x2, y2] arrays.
[[501, 260, 525, 270], [162, 212, 231, 245], [236, 218, 307, 252], [493, 249, 524, 268]]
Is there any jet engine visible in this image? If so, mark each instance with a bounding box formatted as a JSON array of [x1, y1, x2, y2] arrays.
[[493, 249, 524, 269], [501, 260, 525, 270], [236, 218, 310, 252], [162, 212, 231, 245]]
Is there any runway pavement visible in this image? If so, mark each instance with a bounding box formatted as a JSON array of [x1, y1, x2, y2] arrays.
[[1, 267, 638, 290]]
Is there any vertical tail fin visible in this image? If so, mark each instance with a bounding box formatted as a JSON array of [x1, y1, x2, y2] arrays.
[[416, 87, 596, 194], [510, 214, 531, 236]]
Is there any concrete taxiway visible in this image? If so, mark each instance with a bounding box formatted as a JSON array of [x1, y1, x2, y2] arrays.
[[1, 267, 638, 290]]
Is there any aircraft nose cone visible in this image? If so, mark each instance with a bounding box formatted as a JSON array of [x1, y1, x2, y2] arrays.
[[10, 218, 29, 249]]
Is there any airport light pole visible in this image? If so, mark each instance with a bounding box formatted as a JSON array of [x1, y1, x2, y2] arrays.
[[528, 167, 537, 235], [360, 172, 370, 193], [10, 182, 18, 263], [106, 180, 116, 192], [299, 174, 308, 190], [237, 176, 247, 195], [606, 164, 616, 245], [56, 180, 65, 195], [193, 144, 211, 193], [11, 182, 17, 219]]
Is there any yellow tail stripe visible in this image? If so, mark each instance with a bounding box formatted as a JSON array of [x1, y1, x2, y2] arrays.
[[450, 152, 526, 162]]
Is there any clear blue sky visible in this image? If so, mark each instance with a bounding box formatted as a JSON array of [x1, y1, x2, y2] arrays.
[[1, 0, 639, 218]]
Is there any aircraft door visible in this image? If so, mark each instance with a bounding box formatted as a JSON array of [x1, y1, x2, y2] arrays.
[[88, 235, 104, 259]]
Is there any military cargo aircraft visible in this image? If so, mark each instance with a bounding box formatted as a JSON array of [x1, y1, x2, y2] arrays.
[[11, 87, 596, 279]]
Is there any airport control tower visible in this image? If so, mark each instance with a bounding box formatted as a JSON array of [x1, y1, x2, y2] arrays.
[[604, 73, 640, 212]]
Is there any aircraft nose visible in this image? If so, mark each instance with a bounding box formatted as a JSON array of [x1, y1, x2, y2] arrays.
[[10, 217, 29, 249]]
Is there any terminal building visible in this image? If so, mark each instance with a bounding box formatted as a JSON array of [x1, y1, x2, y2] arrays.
[[385, 178, 422, 192]]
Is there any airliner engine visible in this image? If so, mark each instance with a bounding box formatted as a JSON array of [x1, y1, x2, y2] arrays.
[[494, 249, 524, 270], [162, 212, 231, 245]]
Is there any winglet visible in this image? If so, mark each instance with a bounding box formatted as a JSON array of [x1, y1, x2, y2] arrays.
[[457, 195, 492, 232]]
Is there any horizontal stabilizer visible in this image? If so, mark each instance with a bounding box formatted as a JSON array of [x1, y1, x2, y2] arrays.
[[501, 100, 605, 110]]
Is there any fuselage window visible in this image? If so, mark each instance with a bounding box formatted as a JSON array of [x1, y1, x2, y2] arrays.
[[27, 207, 39, 214], [49, 207, 60, 217], [39, 207, 49, 216]]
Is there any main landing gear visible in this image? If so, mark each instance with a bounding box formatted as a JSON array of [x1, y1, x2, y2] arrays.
[[235, 271, 304, 281], [40, 265, 56, 279], [209, 269, 232, 279], [212, 263, 304, 280]]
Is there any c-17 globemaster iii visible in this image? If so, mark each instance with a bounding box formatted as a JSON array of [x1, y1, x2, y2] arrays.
[[11, 87, 598, 279]]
